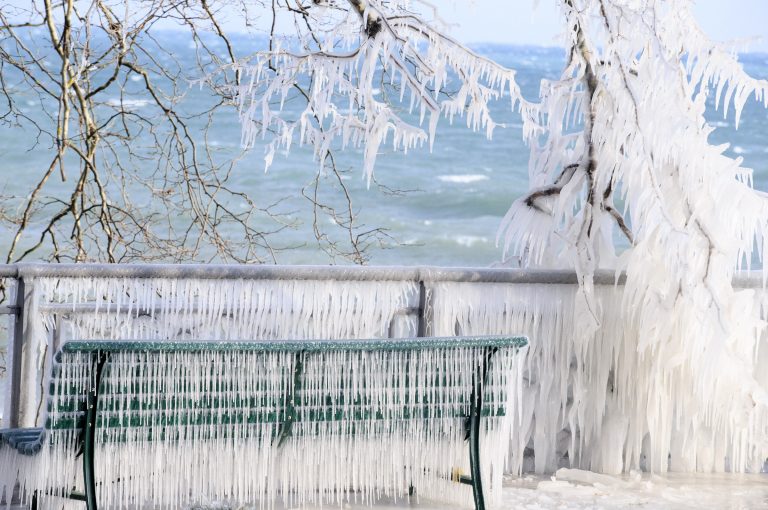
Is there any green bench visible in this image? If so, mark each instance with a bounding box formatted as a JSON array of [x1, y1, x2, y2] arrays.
[[1, 335, 527, 510]]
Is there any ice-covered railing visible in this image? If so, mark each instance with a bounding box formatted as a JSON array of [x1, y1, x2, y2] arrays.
[[1, 263, 766, 475]]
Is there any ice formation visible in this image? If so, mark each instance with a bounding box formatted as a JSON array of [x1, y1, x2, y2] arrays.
[[224, 0, 768, 480], [226, 0, 531, 183], [16, 277, 418, 428], [1, 344, 525, 509], [430, 282, 768, 474], [3, 1, 768, 498], [37, 277, 416, 341], [493, 0, 768, 475], [7, 270, 766, 480]]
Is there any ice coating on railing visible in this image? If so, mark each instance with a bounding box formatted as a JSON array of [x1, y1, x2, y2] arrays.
[[1, 346, 526, 509], [11, 272, 768, 478], [14, 276, 417, 428], [37, 277, 416, 341]]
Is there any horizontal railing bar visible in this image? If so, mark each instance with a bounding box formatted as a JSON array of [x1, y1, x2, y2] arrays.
[[426, 267, 624, 284], [37, 303, 422, 316], [0, 305, 19, 315], [0, 263, 630, 284], [13, 263, 420, 281], [0, 266, 18, 277], [0, 262, 761, 287]]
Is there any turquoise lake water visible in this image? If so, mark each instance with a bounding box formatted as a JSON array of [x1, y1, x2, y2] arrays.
[[1, 33, 766, 266]]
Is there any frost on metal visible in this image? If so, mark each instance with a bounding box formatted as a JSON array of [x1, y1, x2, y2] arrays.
[[9, 269, 768, 477], [16, 277, 418, 428], [37, 277, 416, 341], [1, 346, 526, 509]]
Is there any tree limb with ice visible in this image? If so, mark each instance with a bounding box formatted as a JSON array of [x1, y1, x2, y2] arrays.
[[230, 0, 530, 184], [498, 0, 768, 472], [226, 0, 768, 472]]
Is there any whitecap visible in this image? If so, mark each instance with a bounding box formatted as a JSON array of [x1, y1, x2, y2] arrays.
[[453, 235, 489, 247], [437, 174, 490, 184], [106, 98, 151, 109], [733, 146, 747, 154]]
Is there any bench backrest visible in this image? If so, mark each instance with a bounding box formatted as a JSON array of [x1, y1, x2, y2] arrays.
[[46, 336, 527, 437], [39, 336, 528, 508]]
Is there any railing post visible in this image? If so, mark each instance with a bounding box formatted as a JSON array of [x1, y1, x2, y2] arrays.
[[417, 281, 429, 337], [6, 277, 25, 428], [7, 274, 44, 428]]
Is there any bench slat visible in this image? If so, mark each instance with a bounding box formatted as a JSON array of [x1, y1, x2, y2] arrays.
[[57, 336, 527, 357]]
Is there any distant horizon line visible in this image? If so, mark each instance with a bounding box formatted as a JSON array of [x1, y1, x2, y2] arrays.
[[144, 26, 768, 57]]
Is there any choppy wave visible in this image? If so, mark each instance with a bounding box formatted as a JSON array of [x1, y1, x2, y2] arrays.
[[437, 174, 490, 184], [452, 235, 489, 247]]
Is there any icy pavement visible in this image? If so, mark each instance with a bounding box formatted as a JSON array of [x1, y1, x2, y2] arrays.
[[7, 470, 768, 509], [497, 469, 768, 509], [259, 469, 768, 510]]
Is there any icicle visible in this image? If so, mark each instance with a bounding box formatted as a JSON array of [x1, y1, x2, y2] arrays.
[[33, 277, 417, 343], [430, 280, 768, 475]]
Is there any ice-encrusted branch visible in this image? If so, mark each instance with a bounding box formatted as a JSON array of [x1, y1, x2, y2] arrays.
[[226, 0, 531, 184], [498, 0, 768, 473]]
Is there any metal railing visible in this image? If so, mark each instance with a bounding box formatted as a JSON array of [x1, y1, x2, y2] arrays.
[[0, 262, 764, 429]]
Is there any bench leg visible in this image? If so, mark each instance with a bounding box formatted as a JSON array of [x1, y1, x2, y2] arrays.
[[83, 353, 108, 510], [467, 347, 496, 510], [30, 490, 38, 510], [83, 433, 97, 510], [468, 400, 485, 510]]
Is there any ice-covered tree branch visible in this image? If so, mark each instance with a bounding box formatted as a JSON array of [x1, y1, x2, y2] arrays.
[[498, 0, 768, 473], [228, 0, 528, 183]]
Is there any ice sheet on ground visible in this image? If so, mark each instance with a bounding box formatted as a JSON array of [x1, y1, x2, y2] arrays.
[[6, 471, 766, 509], [505, 470, 768, 510], [171, 472, 767, 510]]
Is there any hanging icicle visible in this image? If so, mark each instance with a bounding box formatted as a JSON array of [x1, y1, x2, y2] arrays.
[[36, 277, 418, 343], [430, 281, 768, 474]]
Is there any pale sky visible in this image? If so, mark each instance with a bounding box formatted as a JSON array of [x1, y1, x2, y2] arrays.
[[437, 0, 768, 52], [206, 0, 768, 53], [4, 1, 768, 52]]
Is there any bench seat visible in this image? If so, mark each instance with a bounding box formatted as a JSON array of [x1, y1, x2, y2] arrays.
[[1, 336, 527, 510], [0, 428, 44, 455]]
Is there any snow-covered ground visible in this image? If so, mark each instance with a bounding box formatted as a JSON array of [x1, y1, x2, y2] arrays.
[[7, 470, 767, 509], [497, 470, 768, 510], [249, 470, 768, 510]]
